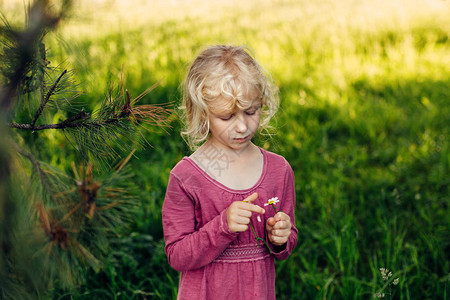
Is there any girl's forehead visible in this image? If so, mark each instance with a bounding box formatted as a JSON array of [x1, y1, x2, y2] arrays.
[[209, 92, 261, 115]]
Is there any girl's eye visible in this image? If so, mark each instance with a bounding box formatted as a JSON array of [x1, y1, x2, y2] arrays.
[[220, 115, 233, 121], [245, 110, 256, 116]]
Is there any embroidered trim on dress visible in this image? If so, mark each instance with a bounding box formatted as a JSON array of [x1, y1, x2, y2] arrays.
[[214, 244, 270, 263]]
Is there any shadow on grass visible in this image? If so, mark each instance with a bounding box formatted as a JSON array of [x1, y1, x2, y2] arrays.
[[272, 75, 449, 299]]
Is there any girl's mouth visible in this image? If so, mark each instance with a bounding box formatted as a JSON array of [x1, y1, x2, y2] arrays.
[[234, 136, 248, 143]]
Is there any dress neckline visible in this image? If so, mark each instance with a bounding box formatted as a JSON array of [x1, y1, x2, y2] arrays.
[[183, 146, 268, 194]]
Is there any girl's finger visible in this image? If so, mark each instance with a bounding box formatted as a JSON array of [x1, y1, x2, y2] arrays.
[[233, 216, 251, 225], [240, 193, 264, 214], [273, 220, 291, 229], [274, 212, 290, 222], [237, 209, 252, 218], [241, 202, 265, 214], [230, 201, 264, 214], [266, 217, 276, 227], [269, 235, 286, 245], [272, 229, 290, 237], [242, 192, 258, 203], [233, 224, 249, 232]]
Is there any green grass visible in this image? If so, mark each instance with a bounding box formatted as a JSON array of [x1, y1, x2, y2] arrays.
[[3, 0, 449, 298]]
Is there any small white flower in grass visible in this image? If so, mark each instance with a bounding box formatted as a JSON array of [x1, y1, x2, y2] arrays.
[[376, 267, 400, 298], [264, 197, 279, 206], [379, 268, 390, 280]]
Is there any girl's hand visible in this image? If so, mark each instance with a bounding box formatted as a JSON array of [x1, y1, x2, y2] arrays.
[[226, 192, 265, 233], [266, 212, 292, 246]]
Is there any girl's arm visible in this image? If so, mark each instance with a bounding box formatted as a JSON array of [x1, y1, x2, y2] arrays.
[[268, 161, 298, 260], [162, 173, 238, 272]]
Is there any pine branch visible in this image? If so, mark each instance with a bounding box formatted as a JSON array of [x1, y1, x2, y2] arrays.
[[7, 110, 147, 131], [31, 69, 67, 126], [9, 109, 90, 130], [0, 0, 66, 114], [9, 79, 171, 167], [12, 141, 48, 183]]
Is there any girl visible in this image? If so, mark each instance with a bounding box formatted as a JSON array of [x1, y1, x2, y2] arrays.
[[162, 45, 298, 299]]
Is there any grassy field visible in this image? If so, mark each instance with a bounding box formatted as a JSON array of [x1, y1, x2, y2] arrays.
[[3, 0, 449, 298]]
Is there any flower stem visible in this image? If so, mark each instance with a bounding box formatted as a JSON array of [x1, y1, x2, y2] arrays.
[[249, 221, 258, 237], [271, 204, 277, 214], [249, 221, 272, 254]]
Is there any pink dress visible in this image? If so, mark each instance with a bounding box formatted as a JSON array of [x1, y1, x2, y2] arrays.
[[162, 148, 298, 300]]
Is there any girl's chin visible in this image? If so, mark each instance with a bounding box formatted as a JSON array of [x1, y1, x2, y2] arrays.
[[209, 136, 253, 150]]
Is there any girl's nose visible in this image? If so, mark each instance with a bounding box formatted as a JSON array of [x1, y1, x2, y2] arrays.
[[234, 113, 248, 133]]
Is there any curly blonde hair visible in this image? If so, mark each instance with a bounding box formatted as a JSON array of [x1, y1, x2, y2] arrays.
[[180, 45, 279, 150]]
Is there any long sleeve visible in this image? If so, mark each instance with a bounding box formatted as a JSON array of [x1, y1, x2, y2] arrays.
[[162, 173, 238, 272], [269, 161, 298, 260]]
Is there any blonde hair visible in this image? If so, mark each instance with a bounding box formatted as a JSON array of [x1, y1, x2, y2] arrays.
[[180, 45, 279, 150]]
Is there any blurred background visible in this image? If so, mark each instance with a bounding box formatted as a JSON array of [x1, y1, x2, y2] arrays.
[[1, 0, 449, 299]]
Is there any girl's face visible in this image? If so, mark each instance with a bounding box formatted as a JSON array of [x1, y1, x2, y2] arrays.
[[208, 88, 262, 151]]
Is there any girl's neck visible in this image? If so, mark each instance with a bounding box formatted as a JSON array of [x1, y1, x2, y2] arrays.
[[190, 139, 264, 190]]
